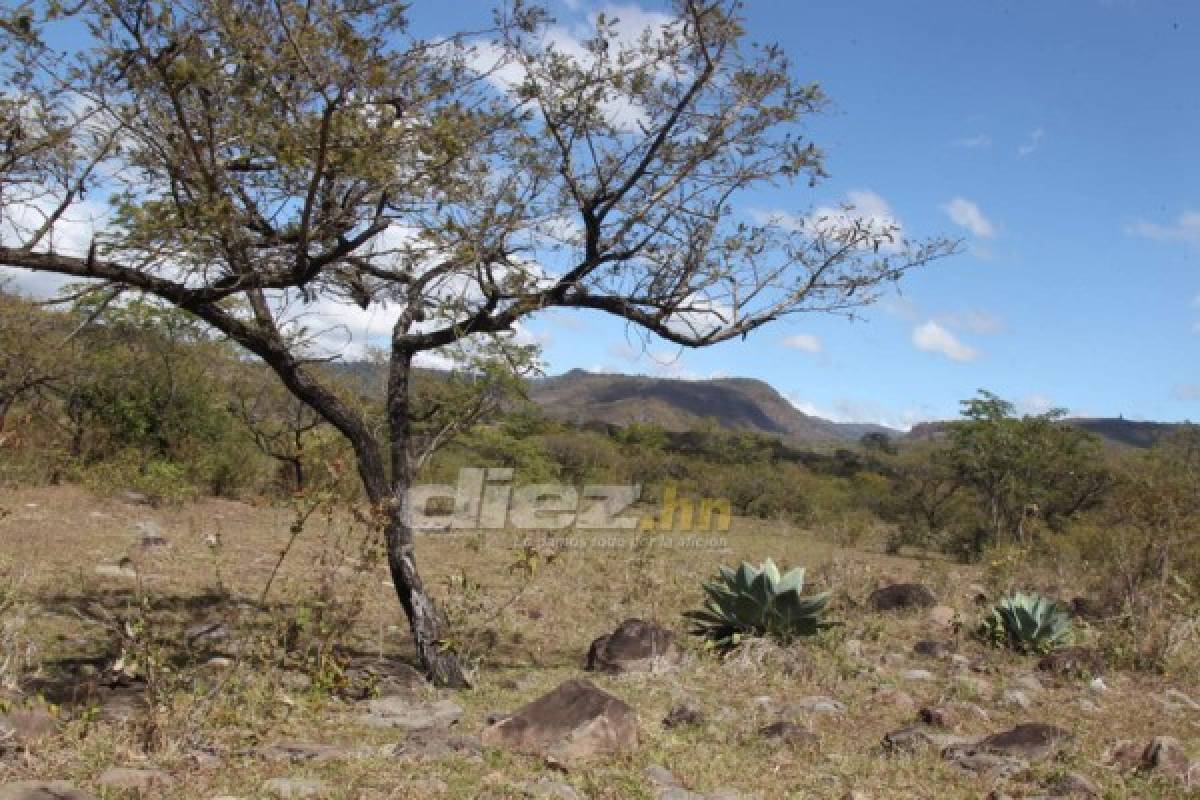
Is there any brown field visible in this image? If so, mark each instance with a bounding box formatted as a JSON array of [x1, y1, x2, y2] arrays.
[[0, 485, 1197, 799]]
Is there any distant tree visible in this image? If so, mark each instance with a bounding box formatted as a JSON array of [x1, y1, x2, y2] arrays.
[[0, 1, 952, 684], [942, 390, 1111, 555], [859, 430, 896, 455]]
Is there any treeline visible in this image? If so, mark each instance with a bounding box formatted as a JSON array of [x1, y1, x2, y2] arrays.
[[3, 290, 1199, 609]]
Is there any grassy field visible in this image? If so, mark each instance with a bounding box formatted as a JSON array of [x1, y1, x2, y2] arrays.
[[0, 485, 1197, 798]]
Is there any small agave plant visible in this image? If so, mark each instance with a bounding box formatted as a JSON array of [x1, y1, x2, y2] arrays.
[[979, 591, 1074, 654], [685, 558, 832, 653]]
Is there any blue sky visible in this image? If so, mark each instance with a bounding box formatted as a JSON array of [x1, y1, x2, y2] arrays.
[[5, 1, 1197, 429], [403, 0, 1200, 428]]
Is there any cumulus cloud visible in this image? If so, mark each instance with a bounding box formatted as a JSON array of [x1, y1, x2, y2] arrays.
[[780, 333, 822, 354], [953, 133, 992, 149], [911, 320, 979, 362], [1017, 127, 1045, 157], [1126, 210, 1200, 251], [938, 308, 1004, 335], [787, 394, 938, 431], [755, 189, 904, 253], [942, 197, 996, 238]]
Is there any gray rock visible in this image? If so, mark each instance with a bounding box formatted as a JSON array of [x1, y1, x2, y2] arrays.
[[0, 709, 55, 749], [1037, 647, 1104, 678], [254, 741, 369, 763], [900, 668, 935, 682], [519, 778, 583, 799], [881, 725, 974, 754], [261, 778, 330, 798], [868, 583, 936, 611], [790, 695, 846, 715], [96, 768, 174, 794], [363, 696, 463, 731], [977, 722, 1072, 762], [480, 679, 638, 764], [662, 703, 704, 728], [1045, 771, 1100, 797], [0, 783, 97, 800], [94, 564, 137, 579], [391, 730, 483, 761], [913, 640, 952, 659], [643, 765, 678, 786], [758, 720, 818, 748], [586, 618, 682, 674], [1002, 689, 1032, 710]]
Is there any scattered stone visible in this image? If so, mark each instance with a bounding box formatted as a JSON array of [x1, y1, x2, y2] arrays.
[[120, 491, 152, 506], [134, 521, 169, 548], [643, 765, 678, 787], [789, 695, 846, 715], [1045, 771, 1100, 797], [0, 709, 55, 749], [96, 688, 149, 725], [943, 748, 1028, 777], [662, 703, 704, 728], [977, 722, 1073, 762], [928, 605, 957, 628], [391, 730, 483, 761], [585, 618, 682, 674], [0, 782, 97, 800], [1157, 688, 1200, 712], [868, 583, 936, 612], [518, 778, 582, 799], [1141, 736, 1192, 780], [900, 669, 935, 682], [342, 657, 427, 699], [261, 778, 330, 798], [919, 706, 959, 730], [758, 720, 818, 748], [1003, 690, 1032, 710], [844, 639, 864, 659], [913, 640, 952, 659], [94, 563, 137, 580], [1037, 647, 1105, 678], [872, 687, 916, 712], [1088, 677, 1107, 693], [362, 696, 463, 731], [96, 768, 174, 794], [1012, 673, 1044, 693], [480, 679, 638, 763], [881, 725, 972, 754], [405, 778, 449, 796], [1078, 698, 1100, 714], [254, 741, 368, 763]]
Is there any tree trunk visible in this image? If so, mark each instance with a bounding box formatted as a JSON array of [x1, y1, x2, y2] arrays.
[[384, 348, 469, 688]]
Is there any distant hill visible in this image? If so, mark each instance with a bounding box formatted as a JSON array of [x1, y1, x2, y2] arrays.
[[528, 369, 893, 444], [907, 417, 1189, 449]]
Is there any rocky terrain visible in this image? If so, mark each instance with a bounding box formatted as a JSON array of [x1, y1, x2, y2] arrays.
[[0, 485, 1197, 798]]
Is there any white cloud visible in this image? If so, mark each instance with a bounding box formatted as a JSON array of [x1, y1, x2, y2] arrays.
[[938, 308, 1004, 335], [756, 189, 904, 253], [1017, 127, 1045, 157], [1017, 393, 1057, 415], [1126, 210, 1200, 251], [1172, 384, 1200, 402], [953, 133, 992, 149], [941, 196, 996, 238], [780, 333, 822, 354], [787, 394, 938, 432], [911, 320, 979, 362]]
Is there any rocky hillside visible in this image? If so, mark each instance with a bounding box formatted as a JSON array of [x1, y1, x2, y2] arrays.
[[528, 369, 894, 444]]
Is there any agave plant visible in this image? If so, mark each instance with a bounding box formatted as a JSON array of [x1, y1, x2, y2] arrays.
[[978, 591, 1074, 654], [685, 558, 832, 653]]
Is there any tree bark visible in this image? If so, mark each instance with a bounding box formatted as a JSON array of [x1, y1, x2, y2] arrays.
[[383, 348, 470, 688]]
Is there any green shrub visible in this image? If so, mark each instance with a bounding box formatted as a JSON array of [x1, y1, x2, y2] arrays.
[[685, 558, 832, 653], [978, 591, 1073, 654]]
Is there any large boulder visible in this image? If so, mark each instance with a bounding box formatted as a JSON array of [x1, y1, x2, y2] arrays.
[[585, 619, 681, 674], [481, 679, 638, 763], [868, 583, 936, 612], [976, 722, 1073, 762], [1109, 736, 1194, 782]]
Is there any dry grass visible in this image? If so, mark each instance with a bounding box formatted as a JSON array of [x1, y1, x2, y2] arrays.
[[0, 485, 1197, 798]]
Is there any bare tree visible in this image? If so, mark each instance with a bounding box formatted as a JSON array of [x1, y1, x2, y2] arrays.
[[0, 0, 953, 685]]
